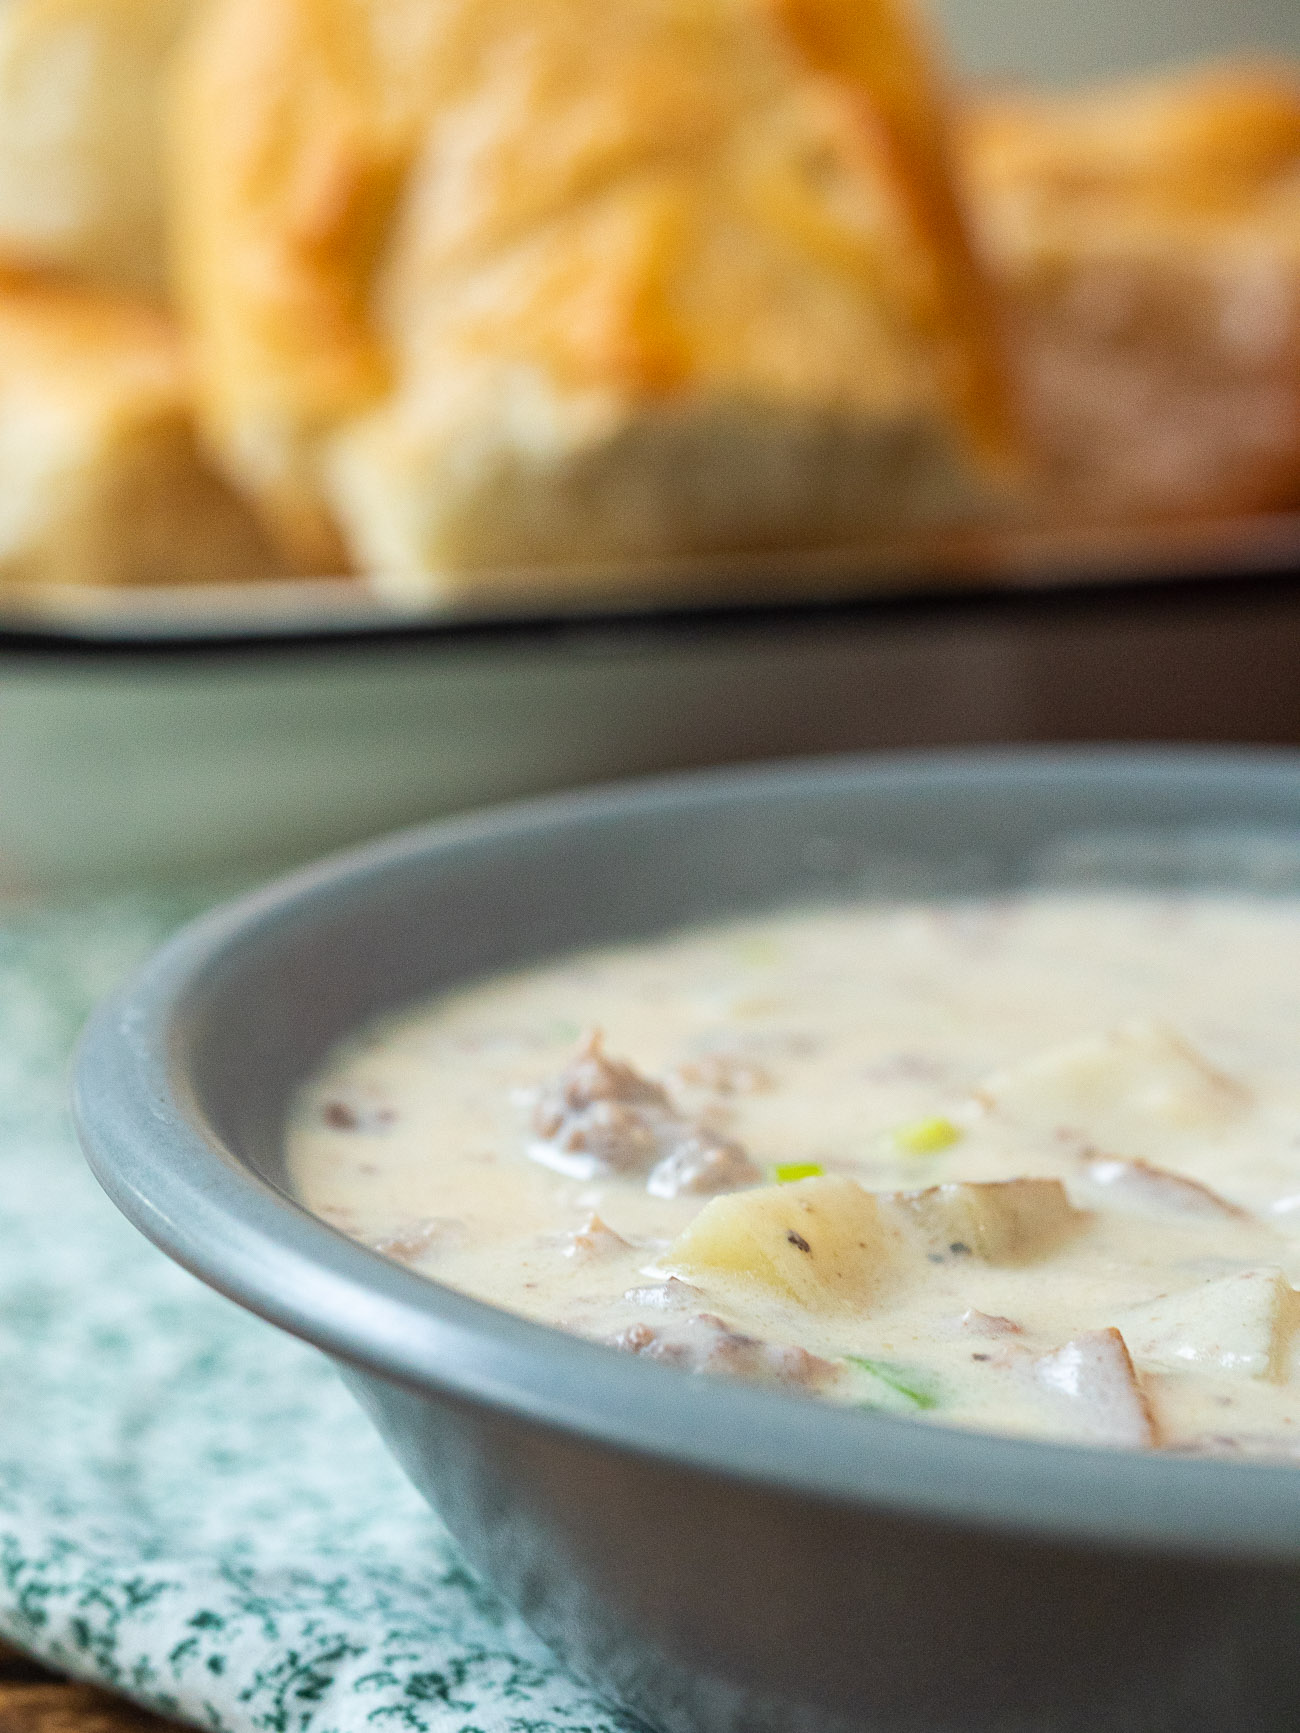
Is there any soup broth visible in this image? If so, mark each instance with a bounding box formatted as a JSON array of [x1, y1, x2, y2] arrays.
[[288, 892, 1300, 1457]]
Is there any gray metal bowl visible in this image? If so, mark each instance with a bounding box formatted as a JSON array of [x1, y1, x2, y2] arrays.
[[73, 749, 1300, 1733]]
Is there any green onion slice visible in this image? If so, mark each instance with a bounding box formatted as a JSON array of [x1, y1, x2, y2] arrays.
[[844, 1355, 939, 1411], [773, 1161, 824, 1184], [891, 1115, 961, 1155]]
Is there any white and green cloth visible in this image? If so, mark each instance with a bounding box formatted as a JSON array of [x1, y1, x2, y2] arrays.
[[0, 893, 647, 1733]]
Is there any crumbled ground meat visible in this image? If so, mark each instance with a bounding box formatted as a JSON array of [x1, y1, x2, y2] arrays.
[[613, 1312, 837, 1390], [647, 1131, 760, 1198], [531, 1031, 672, 1175], [370, 1218, 449, 1262], [533, 1031, 671, 1131], [561, 1212, 630, 1262], [530, 1030, 760, 1194], [322, 1097, 396, 1132], [955, 1307, 1024, 1337], [614, 1321, 659, 1353]]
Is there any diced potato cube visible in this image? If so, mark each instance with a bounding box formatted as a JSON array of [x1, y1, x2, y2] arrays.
[[879, 1177, 1082, 1264], [976, 1019, 1247, 1153], [1114, 1268, 1299, 1381], [1034, 1328, 1157, 1448], [665, 1175, 885, 1310]]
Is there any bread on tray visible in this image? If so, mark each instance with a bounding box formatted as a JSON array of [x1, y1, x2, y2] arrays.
[[0, 0, 1296, 597], [171, 0, 1014, 598], [0, 0, 198, 302], [0, 0, 290, 589], [0, 277, 282, 586], [963, 60, 1300, 523]]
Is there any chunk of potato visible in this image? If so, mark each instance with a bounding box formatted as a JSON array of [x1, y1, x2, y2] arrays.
[[1034, 1328, 1157, 1448], [878, 1177, 1082, 1264], [665, 1175, 885, 1310], [976, 1019, 1247, 1153], [1114, 1268, 1299, 1381]]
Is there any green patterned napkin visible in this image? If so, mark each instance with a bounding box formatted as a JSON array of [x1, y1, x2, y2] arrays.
[[0, 894, 647, 1733]]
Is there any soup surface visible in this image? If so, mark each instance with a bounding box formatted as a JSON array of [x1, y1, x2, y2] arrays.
[[288, 892, 1300, 1457]]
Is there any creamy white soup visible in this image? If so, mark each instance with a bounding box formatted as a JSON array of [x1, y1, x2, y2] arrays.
[[288, 893, 1300, 1457]]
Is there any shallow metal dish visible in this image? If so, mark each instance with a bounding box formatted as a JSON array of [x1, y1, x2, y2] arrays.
[[74, 748, 1300, 1733], [14, 532, 1300, 889], [5, 510, 1300, 643]]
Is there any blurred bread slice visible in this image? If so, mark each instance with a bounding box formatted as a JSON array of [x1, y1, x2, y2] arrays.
[[0, 277, 283, 585], [962, 61, 1300, 522], [0, 0, 198, 299], [172, 0, 1014, 597]]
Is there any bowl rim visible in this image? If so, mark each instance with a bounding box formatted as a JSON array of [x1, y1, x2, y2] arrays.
[[72, 743, 1300, 1563]]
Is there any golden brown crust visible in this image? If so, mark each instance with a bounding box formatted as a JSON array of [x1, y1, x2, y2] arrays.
[[0, 0, 199, 299], [167, 0, 414, 568], [961, 61, 1300, 520], [172, 0, 1012, 584], [965, 61, 1300, 231], [0, 275, 285, 585], [772, 0, 1014, 470]]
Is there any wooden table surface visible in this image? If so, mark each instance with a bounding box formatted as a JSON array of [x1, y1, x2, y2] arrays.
[[0, 1642, 173, 1733]]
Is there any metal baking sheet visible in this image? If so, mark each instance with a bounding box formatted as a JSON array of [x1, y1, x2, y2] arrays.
[[1, 511, 1300, 647]]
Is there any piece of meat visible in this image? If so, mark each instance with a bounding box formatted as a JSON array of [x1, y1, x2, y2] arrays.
[[534, 1029, 671, 1125], [1034, 1327, 1158, 1448], [955, 1307, 1023, 1337], [530, 1029, 673, 1177], [561, 1212, 630, 1262], [529, 1029, 760, 1193], [321, 1095, 396, 1131], [529, 1038, 668, 1178], [1079, 1153, 1248, 1219], [613, 1311, 836, 1389], [370, 1218, 450, 1262], [647, 1131, 761, 1198], [614, 1322, 660, 1353]]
